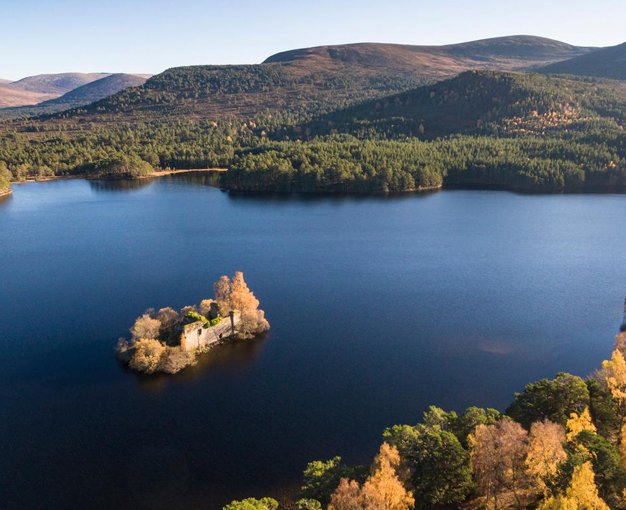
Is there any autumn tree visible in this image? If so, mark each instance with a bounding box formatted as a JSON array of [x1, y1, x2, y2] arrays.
[[328, 444, 414, 510], [558, 430, 626, 507], [230, 272, 259, 311], [130, 313, 162, 340], [470, 419, 529, 509], [328, 479, 361, 510], [601, 348, 626, 438], [230, 272, 270, 335], [360, 443, 415, 510], [526, 420, 567, 495], [128, 338, 166, 374], [155, 307, 180, 330], [539, 462, 609, 510], [566, 408, 597, 442]]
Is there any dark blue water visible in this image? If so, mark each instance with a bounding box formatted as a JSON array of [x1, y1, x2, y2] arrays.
[[1, 175, 625, 509]]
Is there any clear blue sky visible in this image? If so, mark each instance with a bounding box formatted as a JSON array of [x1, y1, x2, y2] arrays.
[[2, 0, 625, 80]]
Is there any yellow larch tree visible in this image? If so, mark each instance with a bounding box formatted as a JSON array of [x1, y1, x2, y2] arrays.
[[601, 348, 626, 439], [538, 461, 609, 510], [328, 443, 414, 510], [360, 443, 414, 510], [566, 408, 597, 442], [328, 479, 362, 510], [230, 271, 260, 313], [526, 420, 567, 495], [469, 420, 529, 509]]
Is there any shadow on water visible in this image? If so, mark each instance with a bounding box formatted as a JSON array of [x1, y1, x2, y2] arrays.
[[88, 172, 222, 194], [88, 179, 155, 193], [224, 188, 441, 205], [122, 336, 269, 393]]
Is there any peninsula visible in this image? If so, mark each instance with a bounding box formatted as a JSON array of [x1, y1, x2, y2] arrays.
[[116, 272, 269, 374]]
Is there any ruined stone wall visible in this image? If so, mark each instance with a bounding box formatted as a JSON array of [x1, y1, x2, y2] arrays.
[[180, 312, 240, 352]]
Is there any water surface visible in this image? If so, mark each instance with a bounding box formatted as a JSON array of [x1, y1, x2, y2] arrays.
[[1, 176, 625, 509]]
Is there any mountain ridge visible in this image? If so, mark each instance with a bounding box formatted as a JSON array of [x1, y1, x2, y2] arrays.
[[52, 35, 599, 122]]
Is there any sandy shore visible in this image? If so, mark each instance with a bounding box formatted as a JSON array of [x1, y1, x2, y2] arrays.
[[12, 168, 228, 185], [139, 168, 227, 179]]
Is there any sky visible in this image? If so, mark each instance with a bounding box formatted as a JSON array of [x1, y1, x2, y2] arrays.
[[2, 0, 626, 80]]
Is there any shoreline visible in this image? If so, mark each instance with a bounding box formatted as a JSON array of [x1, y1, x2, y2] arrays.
[[137, 168, 227, 179], [222, 182, 626, 196], [12, 168, 227, 185], [0, 188, 12, 197], [8, 173, 626, 196]]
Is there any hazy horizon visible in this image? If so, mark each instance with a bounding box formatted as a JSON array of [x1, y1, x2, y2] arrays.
[[2, 0, 626, 80]]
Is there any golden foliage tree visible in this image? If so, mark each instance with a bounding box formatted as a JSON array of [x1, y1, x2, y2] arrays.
[[538, 461, 610, 510], [328, 479, 362, 510], [230, 271, 260, 312], [130, 313, 161, 340], [601, 348, 626, 438], [566, 408, 597, 442], [328, 443, 414, 510], [229, 272, 269, 335], [129, 338, 166, 374], [526, 420, 567, 495], [469, 420, 529, 509]]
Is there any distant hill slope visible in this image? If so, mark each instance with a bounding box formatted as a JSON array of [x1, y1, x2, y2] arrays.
[[61, 36, 595, 121], [0, 84, 56, 107], [41, 73, 148, 106], [8, 73, 111, 95], [0, 72, 111, 107], [265, 36, 594, 72], [300, 70, 626, 138], [0, 74, 150, 118], [541, 41, 626, 80]]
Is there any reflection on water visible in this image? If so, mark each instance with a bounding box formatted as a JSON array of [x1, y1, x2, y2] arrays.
[[163, 172, 222, 188], [88, 178, 155, 193], [88, 172, 222, 193], [0, 191, 13, 207], [129, 336, 268, 392]]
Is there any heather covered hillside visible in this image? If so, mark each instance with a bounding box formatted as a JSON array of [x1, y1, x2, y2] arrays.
[[299, 71, 626, 138], [57, 36, 596, 122]]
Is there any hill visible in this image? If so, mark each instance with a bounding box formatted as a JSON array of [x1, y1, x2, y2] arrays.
[[7, 72, 111, 95], [42, 73, 149, 106], [0, 72, 111, 107], [0, 74, 150, 119], [60, 36, 595, 122], [298, 70, 626, 139], [541, 41, 626, 80], [265, 36, 594, 72], [0, 84, 56, 107]]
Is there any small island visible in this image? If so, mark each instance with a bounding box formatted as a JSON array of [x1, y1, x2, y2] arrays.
[[116, 272, 269, 374]]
